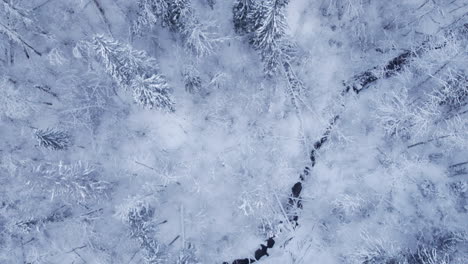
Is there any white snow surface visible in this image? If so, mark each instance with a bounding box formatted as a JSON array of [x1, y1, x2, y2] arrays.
[[0, 0, 467, 264]]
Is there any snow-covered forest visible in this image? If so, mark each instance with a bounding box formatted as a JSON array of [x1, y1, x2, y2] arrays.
[[0, 0, 467, 263]]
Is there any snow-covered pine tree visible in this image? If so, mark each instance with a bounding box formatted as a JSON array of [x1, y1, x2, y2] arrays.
[[83, 34, 157, 88], [30, 161, 112, 202], [232, 0, 293, 76], [134, 0, 217, 57], [77, 35, 175, 111], [251, 0, 290, 76], [251, 0, 289, 48], [183, 64, 202, 93], [125, 202, 167, 263], [165, 0, 192, 33], [233, 0, 305, 112], [182, 20, 216, 57], [373, 71, 468, 146], [14, 205, 72, 233], [234, 0, 304, 111], [134, 0, 191, 34], [133, 0, 169, 35], [34, 128, 71, 150], [176, 244, 200, 264], [232, 0, 255, 34], [131, 74, 175, 111], [432, 72, 468, 114]]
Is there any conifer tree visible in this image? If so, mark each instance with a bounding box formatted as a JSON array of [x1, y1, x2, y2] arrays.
[[251, 0, 290, 76], [77, 35, 175, 111], [84, 35, 157, 88], [124, 202, 167, 263], [232, 0, 255, 34], [176, 244, 200, 264], [183, 65, 202, 93], [34, 128, 71, 150], [182, 20, 216, 57], [134, 0, 217, 57], [30, 161, 112, 202], [134, 0, 191, 34], [133, 0, 169, 35], [131, 74, 175, 111], [165, 0, 192, 33], [251, 1, 288, 50], [232, 0, 292, 76]]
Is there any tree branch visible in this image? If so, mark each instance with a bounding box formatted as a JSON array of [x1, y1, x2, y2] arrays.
[[91, 0, 114, 37], [0, 22, 42, 56]]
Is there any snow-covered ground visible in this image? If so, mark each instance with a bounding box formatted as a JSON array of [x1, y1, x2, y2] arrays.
[[0, 0, 467, 263]]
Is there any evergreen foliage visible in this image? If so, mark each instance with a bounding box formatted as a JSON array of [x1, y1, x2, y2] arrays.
[[126, 203, 167, 263], [84, 35, 157, 88], [131, 74, 175, 111], [134, 0, 217, 57], [232, 0, 254, 34], [233, 0, 293, 76], [30, 161, 112, 202], [34, 128, 71, 150], [183, 65, 202, 93], [77, 35, 175, 111]]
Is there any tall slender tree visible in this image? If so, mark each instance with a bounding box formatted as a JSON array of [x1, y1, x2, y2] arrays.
[[77, 35, 175, 111], [232, 0, 255, 34], [233, 0, 292, 76], [134, 0, 218, 57], [131, 74, 175, 111]]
